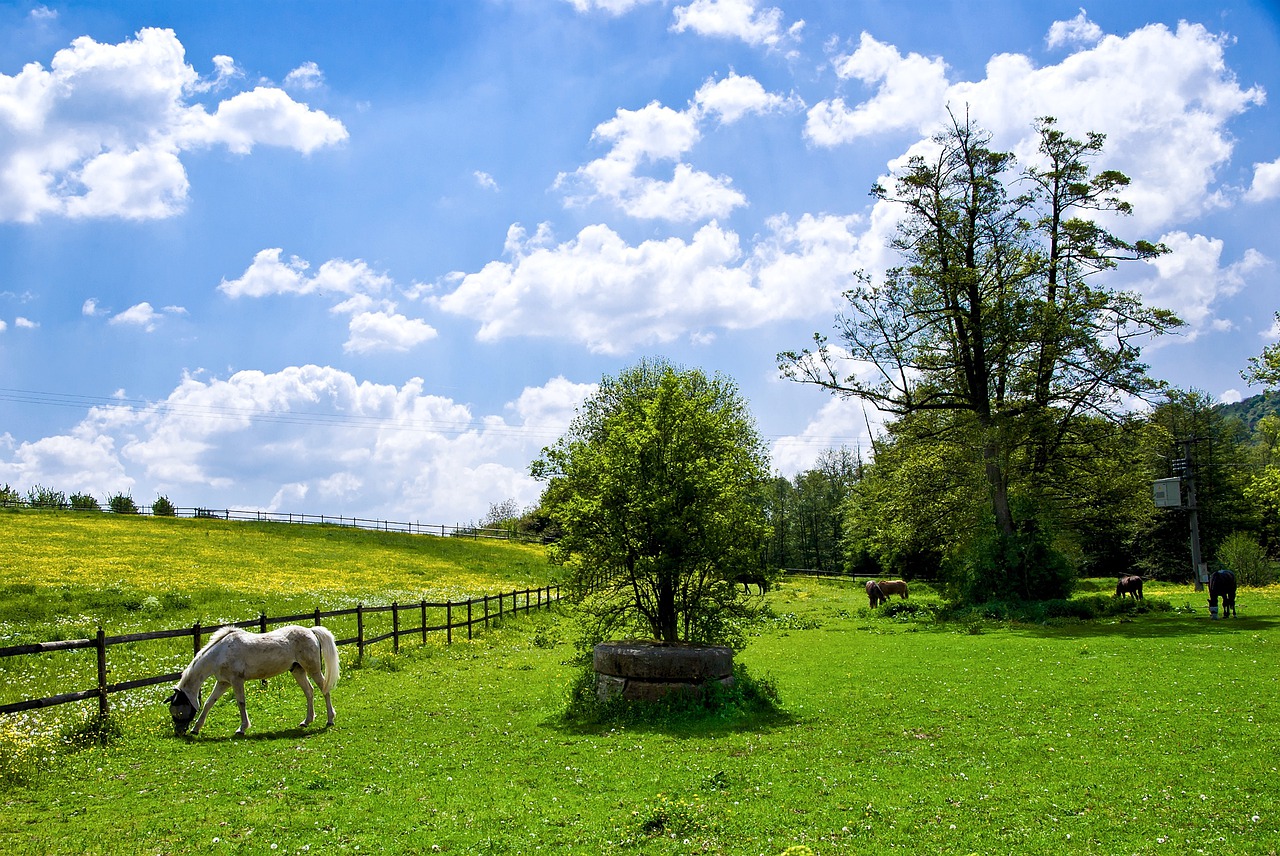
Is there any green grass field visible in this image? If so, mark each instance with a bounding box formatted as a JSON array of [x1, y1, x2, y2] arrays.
[[2, 509, 1279, 854]]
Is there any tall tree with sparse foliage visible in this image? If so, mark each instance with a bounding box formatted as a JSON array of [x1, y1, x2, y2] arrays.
[[532, 359, 770, 645], [781, 113, 1182, 599]]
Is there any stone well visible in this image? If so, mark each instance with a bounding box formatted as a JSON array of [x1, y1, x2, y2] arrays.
[[593, 640, 734, 702]]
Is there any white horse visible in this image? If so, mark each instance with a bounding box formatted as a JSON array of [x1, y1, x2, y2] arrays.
[[167, 624, 339, 737]]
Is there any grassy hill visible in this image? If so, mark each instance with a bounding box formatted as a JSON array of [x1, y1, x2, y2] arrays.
[[0, 507, 554, 638]]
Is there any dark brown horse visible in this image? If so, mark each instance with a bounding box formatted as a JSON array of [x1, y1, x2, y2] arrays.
[[1115, 575, 1144, 600], [733, 572, 770, 595], [1208, 569, 1237, 619]]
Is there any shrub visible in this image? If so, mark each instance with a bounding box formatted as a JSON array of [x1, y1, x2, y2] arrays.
[[108, 492, 138, 514], [26, 485, 69, 509], [151, 495, 176, 517], [69, 492, 100, 511], [1217, 532, 1275, 587], [0, 483, 20, 505], [946, 525, 1075, 605]]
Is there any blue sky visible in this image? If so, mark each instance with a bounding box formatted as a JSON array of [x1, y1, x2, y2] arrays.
[[1, 0, 1278, 524]]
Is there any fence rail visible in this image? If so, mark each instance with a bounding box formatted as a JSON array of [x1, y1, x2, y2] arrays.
[[0, 585, 559, 718], [0, 498, 520, 540]]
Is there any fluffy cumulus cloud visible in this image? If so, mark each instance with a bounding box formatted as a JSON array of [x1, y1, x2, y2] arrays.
[[808, 17, 1263, 235], [435, 212, 873, 354], [1046, 8, 1104, 49], [108, 301, 187, 332], [1138, 232, 1270, 338], [558, 71, 794, 221], [0, 28, 347, 222], [220, 249, 436, 353], [0, 367, 578, 521], [806, 33, 950, 144], [671, 0, 803, 50], [1246, 157, 1280, 203]]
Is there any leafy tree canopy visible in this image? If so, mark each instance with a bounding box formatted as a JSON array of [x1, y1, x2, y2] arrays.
[[531, 359, 770, 645]]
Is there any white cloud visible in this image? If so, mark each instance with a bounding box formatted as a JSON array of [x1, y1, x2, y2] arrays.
[[671, 0, 803, 50], [0, 28, 347, 222], [437, 213, 870, 354], [693, 70, 798, 123], [1246, 157, 1280, 203], [0, 320, 7, 332], [1218, 389, 1243, 405], [108, 301, 185, 332], [474, 170, 499, 190], [770, 396, 881, 476], [0, 366, 579, 522], [564, 0, 656, 13], [284, 61, 324, 91], [343, 309, 437, 354], [14, 317, 38, 329], [1047, 9, 1104, 50], [1139, 232, 1270, 338], [82, 298, 104, 317], [806, 33, 950, 144], [558, 72, 789, 221], [220, 249, 436, 353]]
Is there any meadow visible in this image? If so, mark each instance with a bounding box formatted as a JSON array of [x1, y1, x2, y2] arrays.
[[2, 508, 1279, 855]]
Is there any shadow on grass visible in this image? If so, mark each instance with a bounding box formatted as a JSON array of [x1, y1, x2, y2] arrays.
[[1007, 611, 1280, 640], [182, 723, 331, 742]]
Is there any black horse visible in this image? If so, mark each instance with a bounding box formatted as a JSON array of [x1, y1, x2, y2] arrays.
[[1208, 569, 1237, 619], [1115, 575, 1144, 600]]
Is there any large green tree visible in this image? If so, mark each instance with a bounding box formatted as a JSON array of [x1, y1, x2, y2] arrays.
[[531, 359, 770, 645], [780, 114, 1181, 598], [1243, 312, 1280, 390]]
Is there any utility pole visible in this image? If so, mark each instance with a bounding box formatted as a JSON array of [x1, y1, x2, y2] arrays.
[[1174, 439, 1206, 591]]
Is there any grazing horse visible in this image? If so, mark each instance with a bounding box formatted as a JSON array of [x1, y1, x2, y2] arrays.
[[1115, 575, 1144, 600], [1208, 569, 1237, 619], [733, 572, 770, 595], [866, 579, 908, 608], [167, 625, 339, 737]]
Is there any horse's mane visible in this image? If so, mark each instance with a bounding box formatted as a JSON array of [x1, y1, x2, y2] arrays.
[[180, 625, 238, 682]]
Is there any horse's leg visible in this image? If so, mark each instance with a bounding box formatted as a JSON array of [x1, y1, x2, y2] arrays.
[[191, 679, 231, 736], [291, 664, 316, 727], [232, 680, 250, 735]]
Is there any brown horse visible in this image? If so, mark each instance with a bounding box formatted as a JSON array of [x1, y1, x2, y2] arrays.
[[1115, 575, 1144, 600], [733, 572, 770, 595], [866, 579, 908, 608]]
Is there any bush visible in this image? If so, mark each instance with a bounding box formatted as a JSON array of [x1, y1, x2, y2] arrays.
[[0, 483, 20, 505], [1217, 532, 1275, 587], [69, 492, 100, 511], [945, 525, 1075, 605], [26, 485, 68, 509], [108, 493, 139, 514], [151, 495, 176, 517]]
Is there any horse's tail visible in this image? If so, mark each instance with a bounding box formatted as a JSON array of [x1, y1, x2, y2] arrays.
[[312, 626, 340, 693]]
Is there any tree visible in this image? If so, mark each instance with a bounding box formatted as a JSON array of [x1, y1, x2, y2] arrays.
[[780, 113, 1181, 598], [1243, 312, 1280, 389], [531, 359, 770, 645]]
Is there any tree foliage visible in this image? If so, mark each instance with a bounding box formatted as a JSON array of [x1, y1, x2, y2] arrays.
[[781, 114, 1182, 601], [1243, 312, 1280, 390], [531, 359, 770, 645]]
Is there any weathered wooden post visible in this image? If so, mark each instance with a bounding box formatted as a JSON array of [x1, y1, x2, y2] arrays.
[[259, 612, 267, 634], [356, 602, 365, 662], [193, 621, 202, 656], [446, 601, 452, 645], [96, 627, 108, 717], [420, 600, 427, 645], [392, 601, 400, 654], [467, 599, 473, 641]]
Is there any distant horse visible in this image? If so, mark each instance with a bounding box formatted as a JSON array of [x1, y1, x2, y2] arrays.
[[733, 572, 770, 595], [1208, 569, 1237, 619], [866, 579, 908, 608], [167, 625, 339, 737], [1115, 575, 1144, 600]]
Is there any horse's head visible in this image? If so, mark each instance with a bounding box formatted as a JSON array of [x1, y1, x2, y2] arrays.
[[167, 687, 199, 736]]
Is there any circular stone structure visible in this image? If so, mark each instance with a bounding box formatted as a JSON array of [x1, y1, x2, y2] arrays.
[[593, 640, 734, 702]]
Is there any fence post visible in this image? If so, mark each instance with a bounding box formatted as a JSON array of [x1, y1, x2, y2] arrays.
[[467, 599, 473, 641], [446, 601, 452, 645], [484, 594, 490, 630], [95, 627, 109, 717], [259, 612, 267, 634], [392, 602, 400, 654], [193, 621, 202, 656], [420, 600, 426, 645], [357, 602, 365, 662], [314, 607, 322, 627]]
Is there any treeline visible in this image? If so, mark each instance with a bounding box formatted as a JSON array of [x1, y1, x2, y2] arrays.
[[0, 484, 175, 516]]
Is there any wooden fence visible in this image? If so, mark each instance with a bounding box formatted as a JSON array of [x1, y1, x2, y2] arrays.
[[0, 585, 559, 719], [0, 499, 520, 541]]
